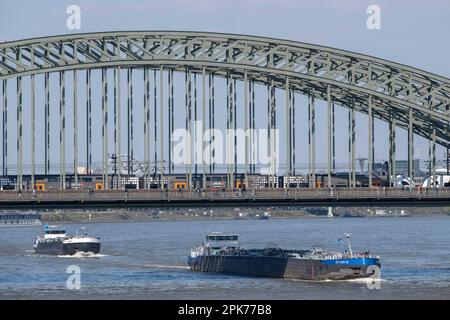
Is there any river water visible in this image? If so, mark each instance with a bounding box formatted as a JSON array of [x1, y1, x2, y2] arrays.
[[0, 215, 449, 299]]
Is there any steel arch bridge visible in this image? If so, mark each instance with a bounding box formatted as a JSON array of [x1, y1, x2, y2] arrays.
[[0, 31, 449, 191]]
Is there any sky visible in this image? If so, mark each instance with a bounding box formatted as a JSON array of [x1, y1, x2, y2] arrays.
[[0, 0, 449, 174]]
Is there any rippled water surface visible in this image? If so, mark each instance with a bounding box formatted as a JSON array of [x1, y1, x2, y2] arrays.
[[1, 216, 449, 299]]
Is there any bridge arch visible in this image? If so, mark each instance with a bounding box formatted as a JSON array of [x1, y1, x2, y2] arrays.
[[0, 31, 449, 190]]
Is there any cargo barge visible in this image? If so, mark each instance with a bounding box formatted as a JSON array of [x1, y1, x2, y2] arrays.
[[188, 232, 380, 281], [34, 225, 101, 255]]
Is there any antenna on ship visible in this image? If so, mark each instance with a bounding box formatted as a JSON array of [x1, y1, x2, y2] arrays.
[[344, 233, 353, 258]]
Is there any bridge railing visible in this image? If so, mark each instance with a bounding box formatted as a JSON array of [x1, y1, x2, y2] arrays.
[[0, 187, 449, 203]]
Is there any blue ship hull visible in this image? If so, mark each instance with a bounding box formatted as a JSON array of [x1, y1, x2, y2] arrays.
[[321, 258, 380, 266], [189, 255, 380, 281]]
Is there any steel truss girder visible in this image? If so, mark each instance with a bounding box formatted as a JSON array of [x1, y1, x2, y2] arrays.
[[0, 31, 449, 146]]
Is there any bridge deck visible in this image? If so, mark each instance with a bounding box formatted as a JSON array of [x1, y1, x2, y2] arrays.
[[1, 188, 449, 209]]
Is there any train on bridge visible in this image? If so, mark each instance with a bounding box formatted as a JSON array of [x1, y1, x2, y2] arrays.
[[0, 173, 391, 191]]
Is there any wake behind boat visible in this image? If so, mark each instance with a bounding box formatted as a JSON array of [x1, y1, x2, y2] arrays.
[[34, 225, 101, 256], [188, 232, 380, 281]]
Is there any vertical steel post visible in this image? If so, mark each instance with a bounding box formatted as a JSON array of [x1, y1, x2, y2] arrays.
[[233, 78, 237, 188], [144, 67, 149, 188], [447, 121, 450, 175], [127, 68, 134, 175], [327, 85, 332, 187], [251, 81, 256, 174], [272, 81, 276, 188], [408, 107, 414, 180], [308, 94, 312, 187], [285, 77, 290, 188], [202, 68, 206, 189], [59, 71, 65, 190], [248, 80, 253, 174], [31, 75, 35, 189], [309, 94, 316, 188], [244, 71, 249, 188], [267, 82, 271, 188], [188, 69, 192, 188], [389, 110, 397, 186], [159, 66, 164, 188], [102, 68, 108, 189], [348, 107, 351, 187], [170, 70, 174, 174], [332, 102, 335, 173], [45, 73, 50, 175], [114, 67, 121, 189], [154, 70, 157, 178], [432, 125, 436, 188], [73, 71, 78, 189], [194, 73, 198, 177], [292, 91, 296, 176], [351, 102, 356, 187], [428, 128, 432, 177], [168, 69, 172, 175], [2, 79, 7, 176], [185, 69, 189, 187], [86, 69, 92, 174], [368, 95, 373, 187], [227, 74, 231, 188], [17, 77, 23, 190], [208, 73, 212, 175], [212, 74, 215, 174]]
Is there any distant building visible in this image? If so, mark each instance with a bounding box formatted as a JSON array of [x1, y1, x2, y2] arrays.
[[372, 160, 422, 178], [395, 160, 421, 177], [373, 162, 388, 176]]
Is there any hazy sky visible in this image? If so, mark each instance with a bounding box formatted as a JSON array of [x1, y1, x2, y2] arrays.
[[0, 0, 449, 173]]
